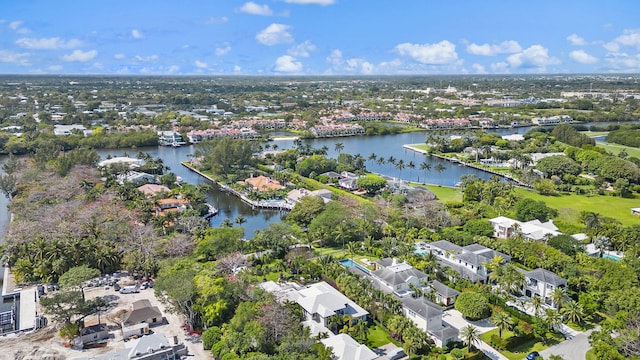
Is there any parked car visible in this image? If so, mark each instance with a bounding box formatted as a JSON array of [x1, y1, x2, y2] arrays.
[[113, 283, 121, 291], [36, 284, 45, 297], [120, 285, 139, 294], [526, 352, 541, 360]]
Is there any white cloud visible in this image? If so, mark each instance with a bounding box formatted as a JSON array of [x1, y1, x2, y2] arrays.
[[0, 50, 30, 66], [256, 23, 294, 46], [134, 54, 159, 62], [131, 29, 144, 39], [166, 65, 180, 74], [9, 21, 22, 30], [240, 2, 273, 16], [570, 50, 598, 64], [114, 53, 126, 59], [506, 45, 560, 69], [466, 40, 521, 56], [604, 29, 640, 52], [233, 65, 242, 72], [472, 63, 487, 74], [195, 60, 208, 68], [491, 61, 510, 73], [284, 0, 335, 4], [325, 49, 375, 74], [274, 55, 302, 72], [207, 16, 228, 24], [215, 45, 231, 56], [604, 52, 640, 72], [62, 49, 97, 62], [287, 41, 316, 57], [16, 37, 83, 50], [47, 65, 63, 71], [394, 41, 458, 64], [567, 34, 586, 46]]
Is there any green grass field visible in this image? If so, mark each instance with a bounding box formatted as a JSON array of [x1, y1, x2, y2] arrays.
[[366, 324, 400, 348], [480, 329, 563, 360], [596, 141, 640, 159], [514, 188, 640, 226], [425, 185, 463, 202]]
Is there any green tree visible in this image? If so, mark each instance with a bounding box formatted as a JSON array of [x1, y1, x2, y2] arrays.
[[491, 311, 514, 338], [514, 198, 557, 222], [561, 300, 586, 324], [356, 174, 387, 193], [195, 227, 245, 261], [460, 325, 480, 351], [58, 265, 100, 289], [287, 196, 326, 227], [454, 292, 491, 320]]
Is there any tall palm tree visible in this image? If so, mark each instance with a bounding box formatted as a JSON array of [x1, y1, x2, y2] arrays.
[[561, 300, 586, 324], [543, 308, 563, 331], [531, 296, 543, 317], [461, 325, 480, 352], [395, 159, 405, 178], [491, 311, 514, 338], [552, 287, 567, 310], [334, 142, 344, 154], [434, 163, 446, 175], [386, 156, 396, 166], [419, 161, 431, 183], [407, 161, 416, 179], [368, 153, 377, 162], [376, 157, 386, 166]]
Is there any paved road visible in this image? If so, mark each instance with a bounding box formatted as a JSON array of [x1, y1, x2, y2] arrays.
[[539, 328, 597, 360], [443, 310, 509, 360]]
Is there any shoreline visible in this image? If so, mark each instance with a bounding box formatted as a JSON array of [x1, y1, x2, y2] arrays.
[[403, 144, 532, 188], [181, 162, 294, 211]]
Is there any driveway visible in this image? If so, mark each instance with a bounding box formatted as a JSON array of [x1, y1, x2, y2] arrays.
[[443, 310, 508, 360], [539, 328, 597, 360]]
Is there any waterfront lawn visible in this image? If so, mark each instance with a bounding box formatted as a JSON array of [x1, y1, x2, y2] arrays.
[[407, 143, 430, 152], [515, 188, 640, 226], [480, 329, 563, 360], [425, 185, 463, 202], [596, 141, 640, 159]]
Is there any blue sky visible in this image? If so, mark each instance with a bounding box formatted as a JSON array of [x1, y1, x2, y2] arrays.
[[1, 0, 639, 75]]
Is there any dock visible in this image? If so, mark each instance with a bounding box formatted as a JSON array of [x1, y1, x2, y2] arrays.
[[181, 162, 294, 211]]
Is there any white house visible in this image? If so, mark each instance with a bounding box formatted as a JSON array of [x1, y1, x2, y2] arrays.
[[521, 268, 568, 308], [489, 216, 562, 241], [371, 258, 429, 297], [288, 281, 368, 336], [320, 333, 379, 360], [402, 297, 458, 347], [428, 240, 511, 283]]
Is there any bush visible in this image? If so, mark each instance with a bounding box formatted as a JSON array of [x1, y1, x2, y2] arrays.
[[454, 292, 491, 320], [202, 326, 222, 350], [489, 334, 507, 350]]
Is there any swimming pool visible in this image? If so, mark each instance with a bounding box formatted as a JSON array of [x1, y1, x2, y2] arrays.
[[339, 259, 371, 274], [602, 253, 622, 261]]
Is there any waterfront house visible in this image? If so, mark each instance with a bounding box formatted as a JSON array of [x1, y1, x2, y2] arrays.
[[137, 184, 170, 197], [286, 188, 332, 204], [320, 333, 379, 360], [401, 296, 458, 347], [116, 171, 156, 185], [428, 240, 511, 283], [244, 175, 284, 191], [155, 198, 189, 216], [520, 268, 568, 308]]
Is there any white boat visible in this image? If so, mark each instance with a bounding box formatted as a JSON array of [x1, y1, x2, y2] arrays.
[[204, 203, 218, 219], [176, 176, 183, 184]]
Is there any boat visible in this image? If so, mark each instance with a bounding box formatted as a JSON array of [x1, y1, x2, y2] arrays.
[[172, 141, 181, 148], [204, 203, 218, 219], [176, 176, 183, 185]]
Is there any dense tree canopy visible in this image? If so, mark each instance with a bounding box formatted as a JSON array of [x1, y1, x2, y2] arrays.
[[514, 198, 557, 222], [551, 123, 595, 147]]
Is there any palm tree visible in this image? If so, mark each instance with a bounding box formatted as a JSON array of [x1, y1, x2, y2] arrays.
[[419, 161, 431, 183], [561, 300, 586, 324], [386, 156, 396, 166], [346, 242, 358, 257], [234, 215, 247, 225], [334, 142, 344, 154], [395, 159, 405, 178], [221, 218, 233, 227], [376, 157, 386, 166], [491, 311, 514, 338], [434, 163, 446, 175], [543, 308, 563, 331], [551, 287, 567, 309], [461, 325, 480, 352], [407, 161, 416, 179], [531, 296, 543, 317], [368, 153, 377, 162]]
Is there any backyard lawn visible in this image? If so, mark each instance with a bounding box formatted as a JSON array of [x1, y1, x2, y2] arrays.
[[366, 324, 400, 348], [425, 185, 463, 202], [480, 329, 564, 360]]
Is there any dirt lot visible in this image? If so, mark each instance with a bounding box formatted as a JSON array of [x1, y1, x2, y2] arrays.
[[0, 278, 212, 360]]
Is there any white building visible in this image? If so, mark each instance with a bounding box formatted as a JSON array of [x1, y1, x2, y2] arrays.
[[401, 296, 458, 347], [371, 258, 429, 297], [428, 240, 511, 283], [489, 216, 562, 241], [320, 333, 378, 360], [521, 268, 567, 308]]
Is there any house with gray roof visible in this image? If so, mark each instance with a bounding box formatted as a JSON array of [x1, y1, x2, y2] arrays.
[[124, 299, 163, 327], [73, 332, 187, 360], [521, 268, 568, 308], [402, 296, 458, 347], [428, 240, 510, 283], [428, 280, 460, 306], [371, 258, 429, 297]]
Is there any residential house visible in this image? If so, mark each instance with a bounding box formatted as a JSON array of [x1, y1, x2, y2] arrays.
[[54, 124, 87, 136], [78, 323, 109, 347], [288, 281, 368, 336], [521, 268, 568, 308], [155, 198, 189, 216], [371, 258, 429, 297], [402, 296, 458, 347], [245, 175, 284, 191], [72, 332, 187, 360], [429, 280, 460, 307], [286, 188, 332, 204], [117, 171, 156, 185], [489, 216, 562, 241], [98, 156, 144, 169], [137, 184, 170, 197], [338, 171, 359, 190], [124, 299, 163, 327], [428, 240, 511, 283], [320, 333, 378, 360]]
